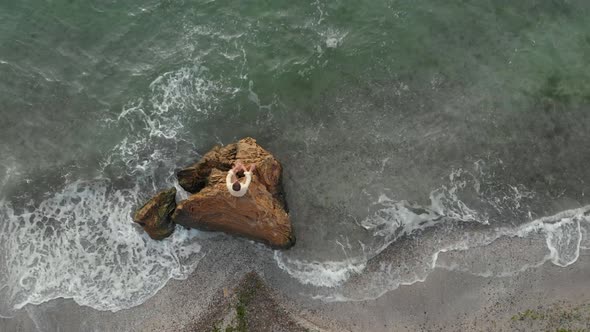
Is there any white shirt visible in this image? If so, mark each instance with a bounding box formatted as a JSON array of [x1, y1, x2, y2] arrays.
[[226, 170, 252, 197]]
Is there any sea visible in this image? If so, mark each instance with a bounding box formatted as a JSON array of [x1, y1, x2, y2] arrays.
[[0, 0, 589, 324]]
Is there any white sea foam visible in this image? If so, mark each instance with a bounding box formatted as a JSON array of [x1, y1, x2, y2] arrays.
[[0, 181, 205, 315], [274, 166, 487, 290], [0, 65, 222, 316], [274, 162, 590, 302], [301, 206, 590, 302], [273, 252, 366, 288], [323, 29, 348, 49], [0, 160, 20, 197]]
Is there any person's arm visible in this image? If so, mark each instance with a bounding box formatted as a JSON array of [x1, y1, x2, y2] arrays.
[[226, 169, 235, 191], [233, 161, 247, 176]]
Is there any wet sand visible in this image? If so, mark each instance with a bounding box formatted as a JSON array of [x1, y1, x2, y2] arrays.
[[2, 243, 589, 332], [289, 251, 590, 331]]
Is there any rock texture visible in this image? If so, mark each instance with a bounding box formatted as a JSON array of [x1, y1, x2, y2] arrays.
[[173, 137, 294, 249], [133, 187, 176, 240]]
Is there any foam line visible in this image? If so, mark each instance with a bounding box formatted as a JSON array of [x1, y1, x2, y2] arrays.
[[274, 167, 590, 302], [0, 65, 220, 315]]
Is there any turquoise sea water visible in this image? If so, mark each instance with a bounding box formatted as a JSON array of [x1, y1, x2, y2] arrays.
[[1, 0, 589, 319]]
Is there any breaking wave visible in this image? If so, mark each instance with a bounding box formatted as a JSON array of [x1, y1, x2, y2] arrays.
[[274, 163, 590, 302], [0, 65, 221, 317]]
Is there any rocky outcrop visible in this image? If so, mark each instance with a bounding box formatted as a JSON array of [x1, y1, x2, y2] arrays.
[[173, 137, 294, 249], [177, 138, 287, 210], [133, 187, 176, 240], [177, 144, 236, 194]]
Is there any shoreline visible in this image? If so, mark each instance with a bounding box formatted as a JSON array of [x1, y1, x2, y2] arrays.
[[2, 243, 589, 331]]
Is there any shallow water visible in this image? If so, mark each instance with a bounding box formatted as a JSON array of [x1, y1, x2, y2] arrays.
[[0, 0, 589, 320]]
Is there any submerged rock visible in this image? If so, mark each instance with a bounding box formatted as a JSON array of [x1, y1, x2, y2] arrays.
[[133, 187, 176, 240], [173, 137, 294, 249]]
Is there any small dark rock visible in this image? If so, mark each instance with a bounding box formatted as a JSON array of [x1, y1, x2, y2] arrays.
[[133, 187, 177, 240]]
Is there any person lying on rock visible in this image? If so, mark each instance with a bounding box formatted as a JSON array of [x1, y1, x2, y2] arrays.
[[226, 161, 256, 197]]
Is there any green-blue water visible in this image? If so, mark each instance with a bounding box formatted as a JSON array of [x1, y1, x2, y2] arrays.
[[1, 0, 590, 323]]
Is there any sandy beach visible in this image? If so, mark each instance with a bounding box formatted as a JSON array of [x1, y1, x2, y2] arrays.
[[3, 240, 589, 332]]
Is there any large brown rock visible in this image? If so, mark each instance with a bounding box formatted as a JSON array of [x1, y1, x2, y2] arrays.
[[133, 187, 176, 240], [177, 144, 236, 194], [173, 137, 294, 249]]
